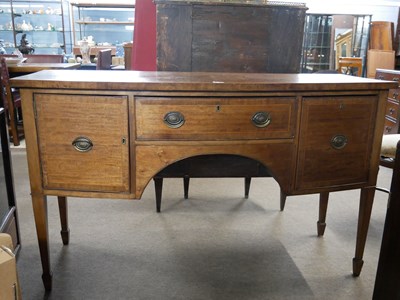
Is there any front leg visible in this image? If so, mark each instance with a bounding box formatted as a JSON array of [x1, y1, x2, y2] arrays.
[[353, 186, 375, 276], [32, 193, 52, 291], [58, 196, 70, 245]]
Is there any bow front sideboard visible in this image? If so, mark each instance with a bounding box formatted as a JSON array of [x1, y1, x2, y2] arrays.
[[10, 70, 396, 290]]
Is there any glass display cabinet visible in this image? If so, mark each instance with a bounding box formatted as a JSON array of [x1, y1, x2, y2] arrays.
[[70, 3, 135, 58], [0, 1, 17, 53], [0, 0, 70, 55]]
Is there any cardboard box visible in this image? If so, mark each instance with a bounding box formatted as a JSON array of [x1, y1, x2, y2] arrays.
[[0, 234, 13, 250], [0, 234, 21, 300]]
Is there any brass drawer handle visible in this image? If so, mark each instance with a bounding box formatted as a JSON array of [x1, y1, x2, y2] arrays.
[[251, 111, 271, 128], [331, 134, 348, 150], [72, 136, 93, 152], [163, 111, 185, 128]]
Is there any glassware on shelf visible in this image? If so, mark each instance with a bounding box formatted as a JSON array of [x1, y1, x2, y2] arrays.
[[79, 40, 91, 64]]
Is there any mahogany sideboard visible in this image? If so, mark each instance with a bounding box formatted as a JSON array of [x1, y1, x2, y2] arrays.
[[10, 70, 397, 291]]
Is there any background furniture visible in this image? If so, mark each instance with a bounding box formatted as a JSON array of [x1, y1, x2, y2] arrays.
[[373, 140, 400, 299], [0, 0, 70, 55], [7, 62, 80, 77], [123, 42, 133, 70], [369, 21, 394, 51], [96, 49, 112, 70], [367, 21, 395, 78], [367, 50, 395, 78], [301, 14, 371, 73], [0, 108, 20, 253], [375, 69, 400, 135], [23, 54, 64, 63], [0, 58, 23, 146], [70, 3, 134, 59], [156, 1, 307, 73], [375, 69, 400, 168], [11, 70, 395, 290], [338, 57, 363, 76]]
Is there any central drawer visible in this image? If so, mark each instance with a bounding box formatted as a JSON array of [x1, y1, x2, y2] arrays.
[[135, 97, 297, 140]]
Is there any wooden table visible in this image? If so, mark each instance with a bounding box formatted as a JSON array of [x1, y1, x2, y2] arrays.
[[8, 63, 81, 75], [10, 70, 397, 291]]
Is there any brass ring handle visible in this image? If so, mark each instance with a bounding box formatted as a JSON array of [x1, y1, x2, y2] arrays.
[[251, 111, 271, 128], [72, 137, 93, 152], [163, 111, 185, 128], [331, 134, 348, 150]]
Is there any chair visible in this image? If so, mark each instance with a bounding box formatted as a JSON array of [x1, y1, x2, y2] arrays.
[[0, 58, 23, 146], [23, 54, 64, 63], [379, 134, 400, 169], [96, 49, 112, 70]]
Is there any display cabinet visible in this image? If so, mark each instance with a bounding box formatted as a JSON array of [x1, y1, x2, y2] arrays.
[[70, 3, 134, 58], [0, 1, 17, 53], [0, 107, 20, 253], [0, 0, 70, 55]]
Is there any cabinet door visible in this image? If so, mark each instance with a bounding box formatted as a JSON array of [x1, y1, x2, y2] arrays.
[[296, 95, 377, 191], [34, 93, 129, 193]]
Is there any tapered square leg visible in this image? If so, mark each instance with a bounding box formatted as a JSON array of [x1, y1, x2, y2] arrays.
[[32, 193, 52, 291]]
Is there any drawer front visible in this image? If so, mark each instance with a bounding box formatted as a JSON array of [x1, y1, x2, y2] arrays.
[[376, 71, 400, 84], [384, 117, 399, 134], [385, 99, 399, 120], [296, 95, 377, 191], [388, 89, 400, 101], [35, 93, 130, 193], [136, 97, 297, 140]]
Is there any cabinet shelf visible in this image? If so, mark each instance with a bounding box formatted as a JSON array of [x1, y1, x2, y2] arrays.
[[76, 21, 134, 25]]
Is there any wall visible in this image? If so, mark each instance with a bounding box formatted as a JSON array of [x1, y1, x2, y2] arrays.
[[290, 0, 399, 26]]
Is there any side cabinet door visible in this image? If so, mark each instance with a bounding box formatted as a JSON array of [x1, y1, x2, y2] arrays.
[[34, 93, 129, 193], [295, 95, 378, 192]]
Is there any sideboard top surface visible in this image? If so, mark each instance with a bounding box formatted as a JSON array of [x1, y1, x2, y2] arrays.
[[11, 70, 397, 92]]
